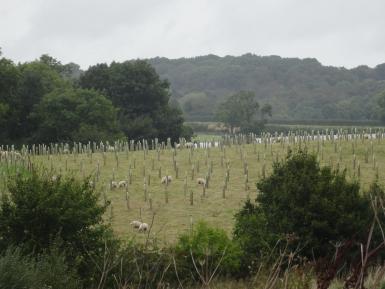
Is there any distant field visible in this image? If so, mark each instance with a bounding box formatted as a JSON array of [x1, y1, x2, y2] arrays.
[[3, 133, 385, 245], [187, 121, 385, 135]]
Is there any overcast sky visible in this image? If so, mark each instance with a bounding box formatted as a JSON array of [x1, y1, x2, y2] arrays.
[[1, 0, 385, 69]]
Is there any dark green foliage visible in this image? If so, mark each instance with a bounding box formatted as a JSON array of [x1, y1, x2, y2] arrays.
[[0, 173, 107, 252], [180, 124, 194, 141], [233, 200, 277, 276], [0, 52, 189, 144], [153, 106, 186, 142], [148, 54, 385, 121], [0, 58, 20, 136], [0, 172, 112, 283], [39, 54, 83, 81], [0, 55, 69, 143], [175, 221, 241, 281], [234, 150, 372, 273], [257, 151, 370, 256], [0, 246, 80, 289], [377, 90, 385, 122], [216, 91, 270, 133], [12, 61, 67, 141], [31, 87, 123, 142], [80, 60, 186, 143]]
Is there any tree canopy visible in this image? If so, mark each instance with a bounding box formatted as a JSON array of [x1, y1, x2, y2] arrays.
[[233, 150, 375, 274], [31, 88, 123, 143], [79, 60, 188, 142], [148, 54, 385, 121], [377, 90, 385, 122], [0, 52, 191, 144], [216, 91, 271, 133]]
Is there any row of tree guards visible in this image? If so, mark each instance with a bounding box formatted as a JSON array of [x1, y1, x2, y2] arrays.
[[0, 129, 384, 214], [1, 127, 385, 156]]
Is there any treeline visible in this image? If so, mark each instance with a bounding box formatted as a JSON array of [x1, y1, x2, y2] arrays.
[[147, 54, 385, 121], [0, 51, 192, 145]]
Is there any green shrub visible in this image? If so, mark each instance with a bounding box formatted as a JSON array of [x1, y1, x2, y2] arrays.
[[175, 221, 241, 283], [0, 246, 80, 289], [234, 149, 373, 274], [107, 241, 173, 289], [0, 172, 108, 251], [0, 171, 112, 285]]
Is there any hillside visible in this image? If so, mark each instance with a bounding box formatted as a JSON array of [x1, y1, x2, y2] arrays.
[[148, 54, 385, 122]]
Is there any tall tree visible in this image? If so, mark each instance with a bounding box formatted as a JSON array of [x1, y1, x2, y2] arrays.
[[80, 60, 189, 142], [31, 87, 122, 143], [10, 61, 67, 141], [377, 90, 385, 122], [216, 91, 262, 132], [260, 103, 272, 122], [0, 56, 20, 141]]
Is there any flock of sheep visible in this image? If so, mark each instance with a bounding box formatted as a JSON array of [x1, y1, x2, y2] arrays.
[[128, 174, 206, 233], [130, 220, 149, 232], [11, 140, 207, 235], [160, 175, 206, 186], [110, 180, 128, 189]]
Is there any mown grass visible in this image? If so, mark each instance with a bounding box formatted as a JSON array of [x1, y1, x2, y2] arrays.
[[16, 135, 385, 244]]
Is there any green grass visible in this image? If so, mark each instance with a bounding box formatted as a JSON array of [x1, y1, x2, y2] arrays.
[[192, 134, 223, 141], [12, 136, 385, 244]]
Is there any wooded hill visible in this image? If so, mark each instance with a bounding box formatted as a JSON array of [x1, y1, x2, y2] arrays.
[[148, 54, 385, 122]]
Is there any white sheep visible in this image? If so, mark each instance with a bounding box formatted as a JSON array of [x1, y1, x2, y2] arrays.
[[197, 177, 206, 186], [138, 222, 149, 232], [111, 181, 118, 189], [130, 220, 142, 229], [118, 180, 128, 188], [161, 175, 172, 184], [51, 175, 58, 182]]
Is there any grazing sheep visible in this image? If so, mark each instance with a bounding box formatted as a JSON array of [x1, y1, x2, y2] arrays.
[[197, 177, 206, 186], [111, 181, 119, 189], [130, 220, 142, 229], [118, 180, 128, 188], [161, 175, 173, 184], [138, 222, 149, 232]]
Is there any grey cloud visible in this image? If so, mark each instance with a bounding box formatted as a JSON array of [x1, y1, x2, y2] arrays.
[[1, 0, 384, 68]]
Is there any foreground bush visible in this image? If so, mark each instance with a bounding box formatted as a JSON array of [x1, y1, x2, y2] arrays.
[[234, 149, 374, 274], [0, 246, 80, 289], [0, 172, 113, 285], [175, 221, 241, 283]]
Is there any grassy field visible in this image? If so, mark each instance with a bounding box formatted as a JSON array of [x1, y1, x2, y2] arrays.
[[187, 121, 385, 135], [6, 133, 385, 245]]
